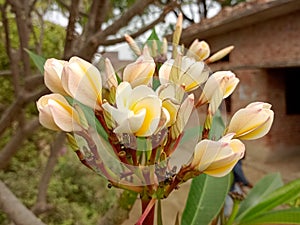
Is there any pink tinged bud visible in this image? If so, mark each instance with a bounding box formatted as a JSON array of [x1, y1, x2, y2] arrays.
[[104, 58, 118, 89], [44, 58, 68, 95], [124, 34, 142, 56], [227, 102, 274, 140], [186, 39, 210, 61], [36, 94, 83, 132], [123, 49, 155, 88], [61, 56, 102, 111], [198, 71, 239, 106], [190, 135, 245, 177]]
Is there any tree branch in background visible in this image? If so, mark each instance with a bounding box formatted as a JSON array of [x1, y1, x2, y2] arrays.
[[8, 0, 32, 78], [32, 132, 66, 215], [79, 0, 156, 60], [100, 1, 179, 46], [0, 180, 47, 225], [0, 118, 40, 170], [63, 0, 80, 60]]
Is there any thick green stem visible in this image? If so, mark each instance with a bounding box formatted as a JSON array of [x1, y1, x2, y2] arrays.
[[225, 199, 240, 225]]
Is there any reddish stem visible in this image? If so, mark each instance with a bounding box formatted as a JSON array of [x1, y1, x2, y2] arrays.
[[135, 197, 156, 225]]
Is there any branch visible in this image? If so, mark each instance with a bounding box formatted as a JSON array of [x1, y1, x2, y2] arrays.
[[0, 179, 47, 225], [100, 1, 179, 46], [32, 132, 66, 215], [63, 0, 80, 59], [0, 97, 24, 137], [78, 0, 156, 60], [0, 2, 21, 94], [0, 118, 40, 170], [8, 0, 32, 78]]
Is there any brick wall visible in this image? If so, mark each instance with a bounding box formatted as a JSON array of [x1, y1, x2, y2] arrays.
[[207, 9, 300, 161]]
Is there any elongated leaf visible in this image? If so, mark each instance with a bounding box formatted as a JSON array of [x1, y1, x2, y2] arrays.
[[236, 173, 283, 219], [209, 109, 225, 140], [237, 178, 300, 223], [240, 208, 300, 225], [25, 48, 46, 74], [181, 174, 231, 225]]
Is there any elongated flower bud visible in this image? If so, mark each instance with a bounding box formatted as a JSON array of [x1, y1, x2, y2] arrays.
[[61, 56, 102, 111], [44, 58, 68, 95], [36, 93, 83, 132], [124, 34, 142, 56], [226, 102, 274, 140], [189, 134, 245, 177], [206, 46, 234, 64]]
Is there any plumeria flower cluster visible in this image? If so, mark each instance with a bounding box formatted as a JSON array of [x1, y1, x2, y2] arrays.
[[36, 14, 274, 224]]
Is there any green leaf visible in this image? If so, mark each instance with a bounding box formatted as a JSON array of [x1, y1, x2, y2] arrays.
[[236, 173, 283, 219], [209, 109, 225, 140], [237, 177, 300, 223], [25, 48, 46, 74], [65, 96, 108, 141], [181, 174, 231, 225], [240, 208, 300, 225]]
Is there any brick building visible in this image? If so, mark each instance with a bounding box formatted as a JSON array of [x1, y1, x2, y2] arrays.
[[181, 0, 300, 179]]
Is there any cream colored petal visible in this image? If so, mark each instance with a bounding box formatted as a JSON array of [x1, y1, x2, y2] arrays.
[[104, 58, 118, 89], [114, 109, 146, 134], [38, 107, 60, 131], [130, 85, 157, 105], [204, 157, 239, 177], [224, 76, 239, 98], [131, 96, 161, 137], [246, 102, 272, 110], [192, 140, 222, 171], [171, 94, 194, 139], [162, 99, 180, 126], [62, 57, 102, 109], [115, 82, 132, 110], [102, 102, 129, 125], [48, 99, 82, 132], [237, 113, 274, 140], [123, 55, 155, 87], [227, 107, 272, 137], [158, 59, 173, 84], [44, 58, 68, 95]]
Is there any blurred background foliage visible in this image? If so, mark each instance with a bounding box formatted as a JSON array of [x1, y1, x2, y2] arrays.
[[0, 0, 246, 224]]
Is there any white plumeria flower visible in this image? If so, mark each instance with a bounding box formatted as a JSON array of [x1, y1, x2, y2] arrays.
[[226, 102, 274, 140], [189, 133, 245, 177], [44, 58, 68, 95], [159, 54, 209, 92], [36, 93, 83, 132], [62, 56, 102, 111], [102, 82, 164, 137]]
